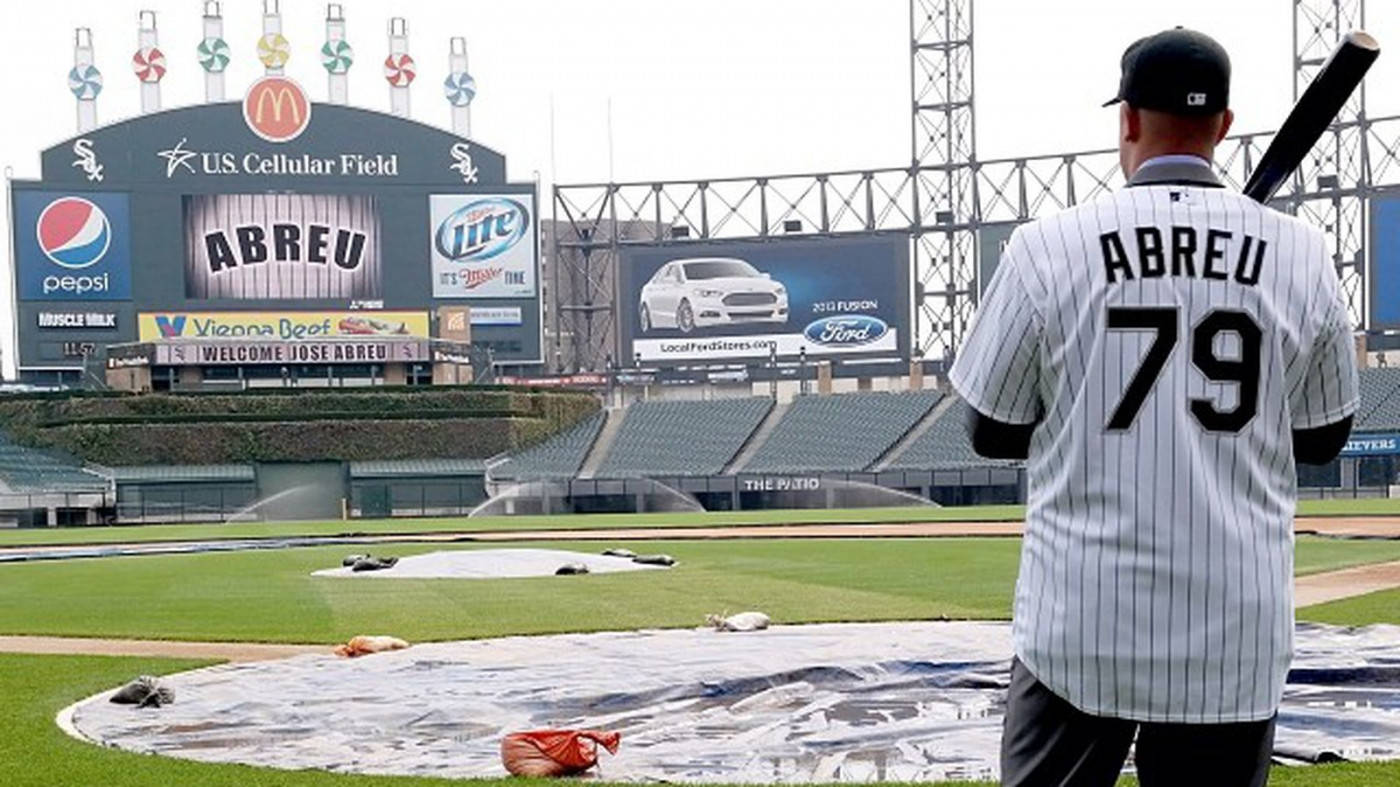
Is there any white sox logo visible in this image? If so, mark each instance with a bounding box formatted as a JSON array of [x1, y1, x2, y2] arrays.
[[71, 139, 104, 182], [449, 142, 480, 184]]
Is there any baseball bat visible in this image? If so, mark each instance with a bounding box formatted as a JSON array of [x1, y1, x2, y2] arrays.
[[1243, 31, 1380, 204]]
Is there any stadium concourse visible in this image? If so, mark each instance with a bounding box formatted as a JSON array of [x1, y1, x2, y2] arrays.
[[6, 367, 1400, 526]]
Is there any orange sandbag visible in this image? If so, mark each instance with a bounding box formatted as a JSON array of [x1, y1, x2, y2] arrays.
[[501, 729, 621, 777], [333, 635, 409, 658]]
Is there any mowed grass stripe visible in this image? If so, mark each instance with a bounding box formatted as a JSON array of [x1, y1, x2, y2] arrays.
[[0, 539, 1020, 643], [1, 537, 1396, 644], [0, 505, 1022, 548], [3, 497, 1399, 548], [1297, 586, 1400, 628]]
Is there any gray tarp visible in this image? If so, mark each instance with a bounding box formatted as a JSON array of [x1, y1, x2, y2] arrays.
[[65, 621, 1400, 782], [311, 549, 669, 579]]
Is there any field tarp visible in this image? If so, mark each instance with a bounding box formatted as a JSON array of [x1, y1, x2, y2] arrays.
[[64, 621, 1400, 782]]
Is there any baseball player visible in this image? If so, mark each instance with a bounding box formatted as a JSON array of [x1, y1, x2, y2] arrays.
[[950, 28, 1359, 787]]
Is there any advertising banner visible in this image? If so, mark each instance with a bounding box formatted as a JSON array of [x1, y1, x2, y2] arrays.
[[154, 339, 428, 366], [36, 310, 119, 330], [1371, 194, 1400, 330], [977, 224, 1018, 300], [138, 310, 429, 342], [468, 306, 524, 326], [438, 306, 472, 343], [620, 236, 908, 363], [14, 191, 132, 301], [429, 194, 537, 298], [183, 194, 382, 300], [1342, 434, 1400, 457]]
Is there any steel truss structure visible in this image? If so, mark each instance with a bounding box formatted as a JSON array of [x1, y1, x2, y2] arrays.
[[551, 0, 1389, 372]]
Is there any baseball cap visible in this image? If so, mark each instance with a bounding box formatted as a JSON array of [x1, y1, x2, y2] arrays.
[[1104, 27, 1231, 115]]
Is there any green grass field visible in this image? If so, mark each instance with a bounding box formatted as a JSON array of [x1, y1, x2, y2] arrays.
[[2, 535, 1398, 643], [1, 496, 1395, 549], [0, 505, 1025, 547], [5, 505, 1400, 786]]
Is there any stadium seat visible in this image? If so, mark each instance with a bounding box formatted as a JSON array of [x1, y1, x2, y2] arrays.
[[743, 390, 942, 474], [885, 399, 1018, 471], [0, 433, 109, 493], [594, 398, 773, 477], [1353, 367, 1400, 432], [492, 411, 607, 481]]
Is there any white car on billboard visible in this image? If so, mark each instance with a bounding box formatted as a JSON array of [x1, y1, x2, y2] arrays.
[[639, 258, 788, 334]]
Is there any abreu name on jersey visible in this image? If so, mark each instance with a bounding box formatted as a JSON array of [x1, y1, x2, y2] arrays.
[[1099, 225, 1266, 287]]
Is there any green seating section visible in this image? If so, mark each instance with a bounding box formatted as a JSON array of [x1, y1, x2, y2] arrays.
[[744, 391, 943, 473], [492, 411, 606, 480], [596, 397, 773, 477], [0, 436, 107, 492]]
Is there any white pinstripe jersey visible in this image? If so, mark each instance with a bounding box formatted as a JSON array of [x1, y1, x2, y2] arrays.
[[950, 164, 1359, 723]]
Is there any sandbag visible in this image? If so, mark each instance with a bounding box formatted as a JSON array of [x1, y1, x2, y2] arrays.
[[501, 729, 620, 777], [555, 563, 590, 575], [341, 554, 368, 567], [110, 675, 175, 708], [631, 554, 676, 567], [601, 548, 636, 558], [351, 556, 399, 572], [707, 611, 771, 632], [334, 635, 410, 658]]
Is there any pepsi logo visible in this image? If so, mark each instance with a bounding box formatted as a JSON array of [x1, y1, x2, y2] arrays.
[[803, 314, 889, 347], [435, 198, 529, 263], [36, 197, 111, 269]]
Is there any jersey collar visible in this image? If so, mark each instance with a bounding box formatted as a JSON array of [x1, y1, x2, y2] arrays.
[[1126, 155, 1225, 189]]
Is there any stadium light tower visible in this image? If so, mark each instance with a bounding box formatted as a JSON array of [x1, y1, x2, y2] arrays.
[[323, 4, 353, 105], [132, 11, 165, 114], [909, 0, 977, 363], [445, 37, 476, 137], [198, 2, 230, 102], [1292, 0, 1370, 328], [69, 28, 102, 133], [258, 0, 289, 76], [385, 18, 416, 118]]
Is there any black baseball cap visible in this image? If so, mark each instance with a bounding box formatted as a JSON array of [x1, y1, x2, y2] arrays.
[[1104, 27, 1231, 115]]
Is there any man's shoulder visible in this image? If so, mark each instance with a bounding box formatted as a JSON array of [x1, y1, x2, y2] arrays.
[[1007, 192, 1121, 258], [1021, 187, 1323, 241]]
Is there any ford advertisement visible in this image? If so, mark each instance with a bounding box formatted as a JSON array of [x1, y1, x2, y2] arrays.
[[620, 236, 908, 362]]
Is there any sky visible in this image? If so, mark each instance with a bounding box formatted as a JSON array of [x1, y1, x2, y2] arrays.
[[1, 0, 1396, 377]]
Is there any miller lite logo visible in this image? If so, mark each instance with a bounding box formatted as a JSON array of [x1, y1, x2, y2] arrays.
[[243, 76, 312, 143], [434, 198, 529, 264], [429, 194, 536, 298]]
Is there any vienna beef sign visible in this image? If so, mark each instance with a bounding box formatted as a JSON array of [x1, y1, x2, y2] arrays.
[[183, 194, 382, 299], [155, 339, 428, 366]]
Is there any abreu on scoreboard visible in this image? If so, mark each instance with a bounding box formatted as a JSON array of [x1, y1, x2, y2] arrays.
[[183, 193, 382, 300]]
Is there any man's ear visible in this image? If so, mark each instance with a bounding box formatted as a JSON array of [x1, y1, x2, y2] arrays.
[[1216, 109, 1235, 143], [1121, 104, 1141, 143]]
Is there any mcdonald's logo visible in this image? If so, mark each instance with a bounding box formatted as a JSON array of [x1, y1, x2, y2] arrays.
[[242, 76, 311, 143]]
